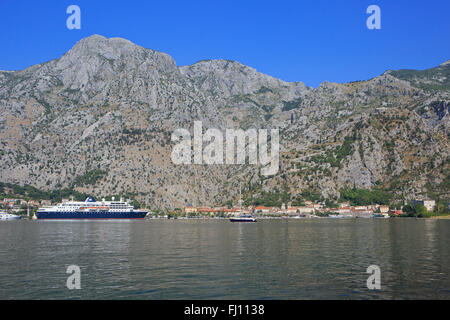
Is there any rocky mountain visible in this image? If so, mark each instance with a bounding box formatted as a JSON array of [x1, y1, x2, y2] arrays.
[[0, 35, 448, 208]]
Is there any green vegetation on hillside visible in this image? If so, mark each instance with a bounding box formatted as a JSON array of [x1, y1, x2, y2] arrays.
[[389, 64, 450, 91], [73, 169, 106, 187], [281, 97, 302, 112], [243, 187, 290, 208], [0, 181, 89, 202], [339, 187, 392, 206]]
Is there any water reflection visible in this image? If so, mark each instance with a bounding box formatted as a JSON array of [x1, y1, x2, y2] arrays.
[[0, 219, 449, 299]]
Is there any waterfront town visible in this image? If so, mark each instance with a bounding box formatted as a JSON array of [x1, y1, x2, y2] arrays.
[[180, 199, 439, 218], [0, 194, 441, 219]]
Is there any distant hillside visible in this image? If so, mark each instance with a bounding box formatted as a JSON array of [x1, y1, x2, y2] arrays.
[[388, 61, 450, 91]]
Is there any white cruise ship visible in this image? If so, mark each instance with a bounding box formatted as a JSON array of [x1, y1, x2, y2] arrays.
[[36, 196, 148, 220]]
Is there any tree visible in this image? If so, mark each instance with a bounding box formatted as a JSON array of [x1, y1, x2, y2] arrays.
[[325, 199, 338, 208], [292, 197, 305, 206], [414, 204, 429, 218], [436, 200, 450, 215], [402, 204, 414, 216]]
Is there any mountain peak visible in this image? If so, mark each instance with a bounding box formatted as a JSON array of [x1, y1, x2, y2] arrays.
[[61, 35, 177, 70], [66, 35, 143, 59], [79, 34, 107, 42], [76, 34, 137, 48], [50, 35, 178, 92]]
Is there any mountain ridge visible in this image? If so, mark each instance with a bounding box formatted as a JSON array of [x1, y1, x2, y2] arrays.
[[0, 35, 448, 208], [4, 34, 449, 88]]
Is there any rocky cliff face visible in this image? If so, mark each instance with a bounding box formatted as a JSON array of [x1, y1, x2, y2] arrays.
[[0, 35, 448, 207]]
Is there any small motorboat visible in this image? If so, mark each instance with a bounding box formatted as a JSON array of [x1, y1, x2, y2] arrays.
[[0, 212, 22, 220], [230, 214, 257, 222], [372, 213, 390, 218]]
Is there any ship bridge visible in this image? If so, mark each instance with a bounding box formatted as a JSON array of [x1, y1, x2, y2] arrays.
[[85, 196, 96, 202]]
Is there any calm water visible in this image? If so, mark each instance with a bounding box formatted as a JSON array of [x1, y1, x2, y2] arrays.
[[0, 218, 449, 299]]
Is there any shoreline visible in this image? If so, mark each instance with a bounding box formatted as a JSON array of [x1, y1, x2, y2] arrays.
[[430, 214, 450, 219]]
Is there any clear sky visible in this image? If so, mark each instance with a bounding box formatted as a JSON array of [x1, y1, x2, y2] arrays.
[[1, 0, 449, 87]]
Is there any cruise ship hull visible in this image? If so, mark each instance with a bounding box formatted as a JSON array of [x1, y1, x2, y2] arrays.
[[36, 211, 148, 220]]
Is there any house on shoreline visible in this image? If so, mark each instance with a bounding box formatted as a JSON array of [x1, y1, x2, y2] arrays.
[[412, 200, 436, 212]]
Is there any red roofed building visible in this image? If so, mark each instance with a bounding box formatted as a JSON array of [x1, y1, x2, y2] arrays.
[[254, 206, 270, 213], [197, 207, 215, 213], [338, 207, 351, 214]]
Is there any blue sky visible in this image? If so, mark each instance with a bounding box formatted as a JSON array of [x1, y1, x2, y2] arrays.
[[1, 0, 449, 87]]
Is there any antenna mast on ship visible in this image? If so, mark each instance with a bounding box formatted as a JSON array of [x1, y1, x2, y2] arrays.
[[239, 183, 242, 214]]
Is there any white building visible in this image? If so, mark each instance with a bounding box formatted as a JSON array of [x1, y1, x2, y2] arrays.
[[298, 206, 315, 214], [413, 200, 436, 212]]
